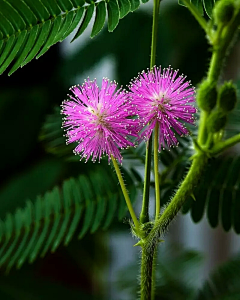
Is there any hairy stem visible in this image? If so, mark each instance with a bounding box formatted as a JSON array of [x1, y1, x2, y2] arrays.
[[141, 155, 207, 298], [151, 246, 158, 300], [154, 123, 160, 219], [111, 156, 139, 229]]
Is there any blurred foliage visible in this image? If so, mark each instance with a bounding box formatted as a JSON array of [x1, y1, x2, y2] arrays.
[[116, 244, 203, 299], [117, 244, 240, 300], [0, 164, 137, 272]]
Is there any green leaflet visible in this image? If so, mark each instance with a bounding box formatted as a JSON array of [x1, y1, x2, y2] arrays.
[[71, 0, 85, 7], [221, 157, 236, 232], [57, 0, 73, 11], [118, 0, 131, 19], [51, 181, 72, 252], [0, 11, 14, 36], [77, 175, 95, 239], [0, 30, 27, 75], [40, 0, 61, 16], [178, 0, 214, 18], [6, 202, 32, 273], [102, 193, 118, 230], [107, 0, 120, 32], [0, 35, 15, 66], [60, 8, 85, 41], [36, 15, 62, 58], [0, 1, 26, 31], [8, 26, 39, 75], [71, 4, 94, 42], [6, 0, 38, 25], [0, 214, 14, 262], [22, 0, 50, 21], [29, 193, 52, 263], [21, 20, 52, 66], [63, 178, 83, 243], [129, 0, 140, 11], [0, 210, 23, 267], [40, 187, 61, 258], [16, 196, 42, 269], [52, 11, 74, 43], [191, 0, 204, 15], [184, 156, 240, 234], [91, 1, 106, 38], [203, 0, 215, 18]]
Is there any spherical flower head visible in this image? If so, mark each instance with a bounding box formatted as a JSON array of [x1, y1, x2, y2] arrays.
[[129, 66, 197, 150], [61, 78, 139, 163]]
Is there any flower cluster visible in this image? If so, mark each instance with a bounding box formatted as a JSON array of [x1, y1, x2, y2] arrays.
[[61, 78, 138, 163], [129, 66, 196, 150], [61, 66, 196, 163]]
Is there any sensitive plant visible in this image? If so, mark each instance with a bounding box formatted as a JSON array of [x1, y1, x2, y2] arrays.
[[0, 0, 240, 299]]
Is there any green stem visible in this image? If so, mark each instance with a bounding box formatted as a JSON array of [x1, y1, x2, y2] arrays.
[[111, 156, 139, 229], [198, 111, 209, 146], [181, 0, 208, 33], [140, 137, 152, 224], [154, 123, 160, 219], [140, 0, 160, 224], [210, 133, 240, 155], [150, 0, 160, 68]]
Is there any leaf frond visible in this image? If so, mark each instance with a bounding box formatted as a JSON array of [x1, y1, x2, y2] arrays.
[[0, 166, 137, 272], [0, 0, 149, 76]]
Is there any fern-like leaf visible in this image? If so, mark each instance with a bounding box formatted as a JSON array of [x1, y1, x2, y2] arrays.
[[0, 166, 137, 272], [0, 0, 149, 76], [182, 155, 240, 234], [196, 254, 240, 300]]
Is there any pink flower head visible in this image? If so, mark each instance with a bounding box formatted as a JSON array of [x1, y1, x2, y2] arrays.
[[61, 78, 138, 163], [129, 66, 196, 150]]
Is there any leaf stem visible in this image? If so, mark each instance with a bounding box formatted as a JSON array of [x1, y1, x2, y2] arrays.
[[140, 137, 152, 224], [210, 133, 240, 155], [111, 156, 139, 229], [154, 123, 160, 219], [181, 0, 208, 33]]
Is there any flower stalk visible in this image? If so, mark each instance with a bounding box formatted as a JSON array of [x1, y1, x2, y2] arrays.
[[111, 156, 139, 230], [154, 123, 160, 219]]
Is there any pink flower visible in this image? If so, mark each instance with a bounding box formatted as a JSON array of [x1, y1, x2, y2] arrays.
[[129, 66, 196, 150], [61, 78, 138, 163]]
